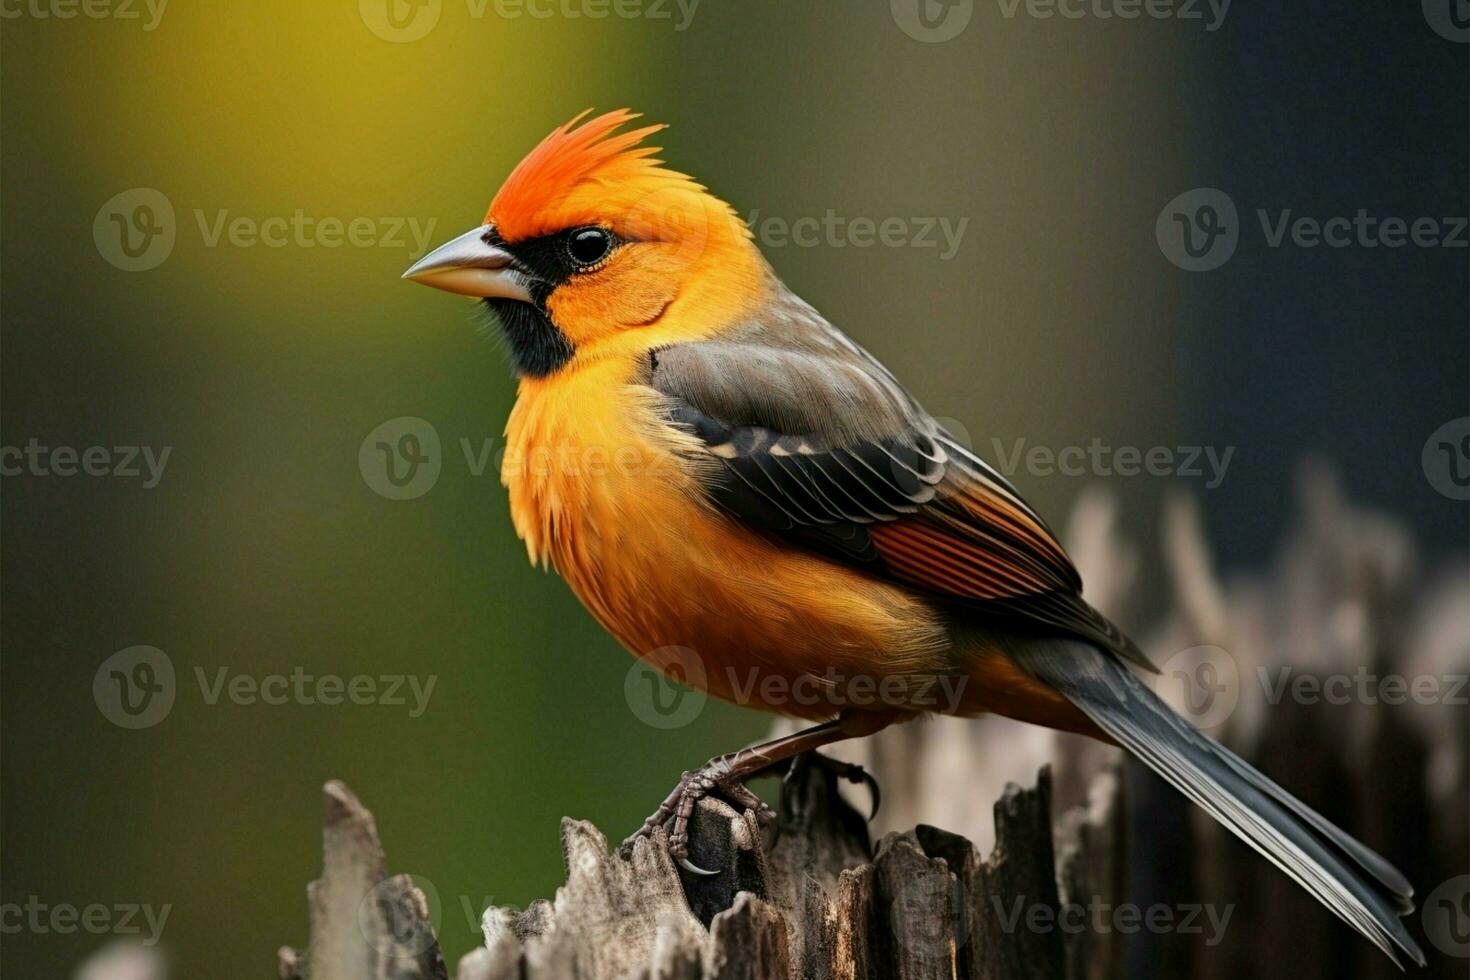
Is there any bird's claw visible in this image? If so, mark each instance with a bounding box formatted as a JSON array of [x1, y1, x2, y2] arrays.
[[840, 761, 882, 820], [678, 855, 719, 876], [621, 758, 775, 876], [786, 751, 881, 820]]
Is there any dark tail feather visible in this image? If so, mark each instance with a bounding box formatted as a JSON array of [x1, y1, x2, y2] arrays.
[[1014, 639, 1425, 969]]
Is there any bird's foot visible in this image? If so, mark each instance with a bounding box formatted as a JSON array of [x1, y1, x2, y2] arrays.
[[780, 750, 881, 820], [618, 718, 867, 875], [620, 752, 778, 876]]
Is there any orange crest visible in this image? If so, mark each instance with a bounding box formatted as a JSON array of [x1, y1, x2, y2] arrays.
[[489, 109, 678, 242]]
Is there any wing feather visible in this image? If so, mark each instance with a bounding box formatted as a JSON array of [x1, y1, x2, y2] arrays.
[[648, 308, 1154, 670]]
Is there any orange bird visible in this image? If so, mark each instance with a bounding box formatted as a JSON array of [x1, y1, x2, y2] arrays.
[[404, 109, 1423, 967]]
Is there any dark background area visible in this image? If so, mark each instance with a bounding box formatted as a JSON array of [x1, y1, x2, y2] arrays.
[[1188, 4, 1468, 569]]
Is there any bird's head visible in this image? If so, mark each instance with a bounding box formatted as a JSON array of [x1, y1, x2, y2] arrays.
[[404, 109, 768, 377]]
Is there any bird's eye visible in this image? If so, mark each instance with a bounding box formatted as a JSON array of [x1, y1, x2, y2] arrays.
[[566, 226, 614, 268]]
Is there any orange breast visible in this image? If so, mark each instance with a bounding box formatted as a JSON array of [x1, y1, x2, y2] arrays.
[[501, 357, 953, 720]]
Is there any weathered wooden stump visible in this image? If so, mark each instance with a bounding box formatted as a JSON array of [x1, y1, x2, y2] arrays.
[[277, 762, 1123, 980]]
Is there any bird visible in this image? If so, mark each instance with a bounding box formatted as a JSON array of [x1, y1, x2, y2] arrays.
[[403, 108, 1425, 968]]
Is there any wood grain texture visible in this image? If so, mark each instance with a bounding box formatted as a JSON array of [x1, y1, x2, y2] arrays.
[[279, 764, 1117, 980]]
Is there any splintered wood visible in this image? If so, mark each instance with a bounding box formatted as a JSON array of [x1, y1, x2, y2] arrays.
[[277, 764, 1116, 980]]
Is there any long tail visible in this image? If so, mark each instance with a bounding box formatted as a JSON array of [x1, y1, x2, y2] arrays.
[[1013, 638, 1425, 969]]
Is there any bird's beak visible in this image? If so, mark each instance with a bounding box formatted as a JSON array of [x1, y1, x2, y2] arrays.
[[401, 224, 534, 301]]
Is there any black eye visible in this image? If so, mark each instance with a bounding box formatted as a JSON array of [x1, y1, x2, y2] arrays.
[[566, 226, 614, 268]]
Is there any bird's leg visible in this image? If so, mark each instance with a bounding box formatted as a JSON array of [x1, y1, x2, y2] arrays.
[[621, 717, 867, 875]]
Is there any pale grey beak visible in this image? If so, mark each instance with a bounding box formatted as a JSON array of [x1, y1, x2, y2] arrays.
[[402, 224, 534, 301]]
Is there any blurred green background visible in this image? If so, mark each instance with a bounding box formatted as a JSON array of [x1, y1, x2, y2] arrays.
[[2, 2, 1464, 977]]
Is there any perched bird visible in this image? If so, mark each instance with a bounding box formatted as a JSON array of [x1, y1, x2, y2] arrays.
[[404, 109, 1424, 967]]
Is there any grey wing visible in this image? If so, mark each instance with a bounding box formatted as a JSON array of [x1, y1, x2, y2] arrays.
[[643, 292, 1154, 670]]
